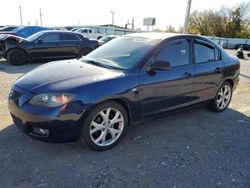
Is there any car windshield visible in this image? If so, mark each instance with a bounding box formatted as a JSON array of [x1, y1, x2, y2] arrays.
[[82, 36, 160, 70], [26, 32, 44, 42]]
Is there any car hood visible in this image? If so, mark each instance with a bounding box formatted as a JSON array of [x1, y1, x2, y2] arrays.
[[15, 59, 124, 93], [0, 34, 26, 42]]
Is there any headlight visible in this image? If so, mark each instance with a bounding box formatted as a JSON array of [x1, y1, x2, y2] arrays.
[[29, 93, 75, 107]]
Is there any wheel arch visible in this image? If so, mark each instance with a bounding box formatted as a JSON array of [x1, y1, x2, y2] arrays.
[[78, 98, 132, 132], [224, 79, 234, 88]]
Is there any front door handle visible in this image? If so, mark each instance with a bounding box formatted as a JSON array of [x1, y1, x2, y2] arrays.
[[215, 67, 223, 73]]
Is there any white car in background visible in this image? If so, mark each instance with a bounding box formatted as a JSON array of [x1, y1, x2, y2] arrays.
[[75, 28, 104, 39]]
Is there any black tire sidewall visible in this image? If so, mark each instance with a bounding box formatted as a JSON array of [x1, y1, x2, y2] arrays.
[[79, 101, 128, 151], [7, 49, 26, 65], [211, 81, 233, 112]]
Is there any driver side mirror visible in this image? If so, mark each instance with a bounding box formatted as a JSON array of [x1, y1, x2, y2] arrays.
[[146, 60, 171, 73]]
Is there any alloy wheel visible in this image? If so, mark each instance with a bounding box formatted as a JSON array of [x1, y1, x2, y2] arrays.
[[216, 84, 232, 110], [89, 108, 124, 146]]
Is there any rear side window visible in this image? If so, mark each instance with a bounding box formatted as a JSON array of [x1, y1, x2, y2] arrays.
[[154, 39, 190, 67], [60, 33, 80, 41], [41, 34, 60, 42], [194, 41, 217, 63], [82, 29, 88, 33]]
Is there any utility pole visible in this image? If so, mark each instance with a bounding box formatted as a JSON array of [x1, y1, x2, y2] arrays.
[[132, 18, 134, 30], [39, 8, 43, 26], [125, 18, 135, 30], [110, 10, 115, 25], [183, 0, 192, 33], [19, 6, 23, 26]]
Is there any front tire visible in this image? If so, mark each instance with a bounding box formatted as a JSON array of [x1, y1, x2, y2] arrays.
[[7, 49, 27, 65], [79, 101, 128, 151], [209, 81, 232, 112]]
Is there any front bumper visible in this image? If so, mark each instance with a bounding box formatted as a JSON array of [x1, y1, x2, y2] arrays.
[[8, 85, 85, 142], [0, 51, 5, 59]]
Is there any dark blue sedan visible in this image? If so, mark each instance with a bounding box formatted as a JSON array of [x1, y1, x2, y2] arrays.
[[8, 33, 240, 151]]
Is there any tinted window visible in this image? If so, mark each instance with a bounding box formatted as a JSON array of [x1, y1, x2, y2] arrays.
[[154, 39, 190, 67], [194, 42, 215, 63], [89, 30, 92, 33], [82, 29, 88, 33], [60, 33, 80, 41], [41, 34, 60, 42]]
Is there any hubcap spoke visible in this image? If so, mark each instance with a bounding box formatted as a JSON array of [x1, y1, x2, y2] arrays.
[[109, 128, 122, 139], [95, 130, 107, 145], [90, 122, 104, 134], [111, 111, 123, 125]]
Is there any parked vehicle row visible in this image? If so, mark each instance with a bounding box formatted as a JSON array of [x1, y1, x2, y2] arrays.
[[8, 33, 240, 151], [0, 30, 99, 65]]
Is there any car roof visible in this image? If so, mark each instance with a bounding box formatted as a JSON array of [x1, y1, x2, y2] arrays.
[[39, 30, 76, 34], [125, 32, 196, 40]]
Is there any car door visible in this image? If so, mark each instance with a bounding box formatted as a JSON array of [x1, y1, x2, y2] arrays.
[[30, 33, 61, 60], [138, 38, 196, 118], [59, 33, 81, 58], [193, 38, 224, 102]]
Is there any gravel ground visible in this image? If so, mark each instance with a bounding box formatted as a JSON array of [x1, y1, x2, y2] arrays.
[[0, 50, 250, 188]]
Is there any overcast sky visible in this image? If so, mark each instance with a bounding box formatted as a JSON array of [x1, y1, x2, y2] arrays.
[[0, 0, 247, 29]]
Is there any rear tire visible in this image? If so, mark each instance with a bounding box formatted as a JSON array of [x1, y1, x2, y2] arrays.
[[209, 81, 232, 112], [79, 101, 128, 151], [7, 49, 27, 65]]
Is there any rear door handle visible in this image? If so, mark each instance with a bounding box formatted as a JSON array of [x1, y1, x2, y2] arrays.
[[181, 72, 192, 79], [215, 67, 223, 73]]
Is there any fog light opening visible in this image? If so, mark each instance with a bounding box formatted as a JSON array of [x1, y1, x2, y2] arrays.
[[33, 127, 49, 136]]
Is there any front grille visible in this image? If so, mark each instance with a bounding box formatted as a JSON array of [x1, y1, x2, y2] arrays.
[[0, 41, 6, 51]]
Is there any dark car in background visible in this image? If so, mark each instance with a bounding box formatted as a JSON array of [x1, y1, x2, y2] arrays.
[[235, 43, 250, 51], [8, 33, 240, 151], [0, 26, 18, 32], [0, 30, 99, 65], [98, 35, 117, 46]]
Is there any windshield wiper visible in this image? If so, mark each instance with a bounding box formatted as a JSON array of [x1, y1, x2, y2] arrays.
[[83, 59, 113, 69]]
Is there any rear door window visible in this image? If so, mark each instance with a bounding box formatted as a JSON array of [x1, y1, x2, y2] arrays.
[[60, 33, 80, 41], [194, 40, 218, 63], [41, 34, 60, 42]]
